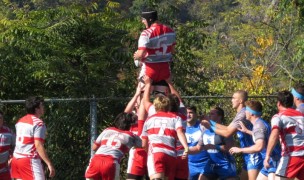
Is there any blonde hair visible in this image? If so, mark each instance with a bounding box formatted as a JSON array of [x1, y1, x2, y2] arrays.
[[153, 96, 170, 112]]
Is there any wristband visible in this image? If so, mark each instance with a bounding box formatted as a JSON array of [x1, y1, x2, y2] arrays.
[[210, 124, 216, 132], [206, 120, 216, 132], [210, 120, 217, 127], [184, 147, 189, 153], [215, 145, 221, 151]]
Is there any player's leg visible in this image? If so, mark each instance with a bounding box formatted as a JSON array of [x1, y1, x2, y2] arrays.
[[13, 158, 45, 180], [243, 153, 263, 180], [150, 173, 165, 179], [85, 155, 102, 180], [127, 149, 148, 180], [174, 156, 188, 180], [256, 171, 268, 180], [188, 160, 205, 180], [214, 161, 238, 180], [276, 156, 304, 180], [198, 174, 209, 180], [247, 169, 260, 180], [147, 152, 166, 180], [239, 168, 248, 180], [268, 173, 275, 180]]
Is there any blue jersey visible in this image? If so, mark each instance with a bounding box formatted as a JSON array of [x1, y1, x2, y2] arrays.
[[186, 121, 213, 179], [186, 121, 209, 163], [202, 129, 235, 164]]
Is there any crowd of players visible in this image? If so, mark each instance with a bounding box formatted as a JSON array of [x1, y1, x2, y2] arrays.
[[84, 77, 304, 180], [86, 9, 304, 180], [1, 9, 304, 180]]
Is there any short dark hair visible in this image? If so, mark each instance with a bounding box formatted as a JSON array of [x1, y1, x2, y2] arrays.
[[186, 105, 197, 114], [141, 10, 158, 22], [168, 94, 180, 113], [277, 90, 293, 108], [213, 106, 225, 121], [25, 96, 44, 114], [113, 112, 137, 131]]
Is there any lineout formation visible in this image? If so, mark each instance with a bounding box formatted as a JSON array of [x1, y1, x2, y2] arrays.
[[1, 9, 304, 180]]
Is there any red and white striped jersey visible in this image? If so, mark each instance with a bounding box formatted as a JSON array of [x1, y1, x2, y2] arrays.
[[13, 114, 46, 159], [94, 127, 142, 161], [141, 111, 183, 157], [271, 108, 304, 156], [138, 23, 176, 63], [174, 112, 187, 156], [129, 123, 138, 135], [0, 126, 15, 172]]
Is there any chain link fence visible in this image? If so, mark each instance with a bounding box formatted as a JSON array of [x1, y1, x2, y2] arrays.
[[0, 95, 278, 179]]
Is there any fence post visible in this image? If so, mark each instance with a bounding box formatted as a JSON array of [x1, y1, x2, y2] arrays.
[[90, 96, 98, 157]]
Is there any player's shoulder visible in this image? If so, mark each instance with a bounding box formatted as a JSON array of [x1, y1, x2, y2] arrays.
[[141, 28, 153, 36], [32, 116, 44, 126], [105, 127, 135, 136], [18, 114, 44, 126]]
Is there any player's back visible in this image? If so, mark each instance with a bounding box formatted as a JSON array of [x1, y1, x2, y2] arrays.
[[272, 108, 304, 156], [95, 127, 141, 161], [14, 114, 45, 158], [143, 111, 182, 157], [140, 24, 176, 63]]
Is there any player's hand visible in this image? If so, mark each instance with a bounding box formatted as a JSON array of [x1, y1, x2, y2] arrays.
[[143, 75, 152, 85], [7, 156, 12, 166], [237, 121, 248, 133], [203, 144, 214, 150], [201, 120, 211, 129], [182, 148, 188, 159], [264, 156, 270, 169], [133, 51, 138, 60], [229, 147, 242, 154], [47, 163, 55, 178], [165, 75, 173, 84], [135, 82, 144, 95]]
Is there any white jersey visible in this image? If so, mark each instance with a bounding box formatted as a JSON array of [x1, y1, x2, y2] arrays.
[[94, 127, 142, 161], [147, 104, 156, 117], [13, 114, 46, 159]]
